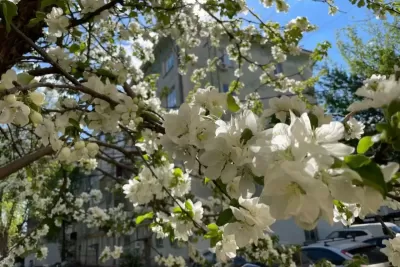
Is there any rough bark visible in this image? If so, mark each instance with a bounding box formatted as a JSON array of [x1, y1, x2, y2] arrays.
[[0, 0, 45, 76], [0, 146, 54, 180], [0, 231, 8, 258]]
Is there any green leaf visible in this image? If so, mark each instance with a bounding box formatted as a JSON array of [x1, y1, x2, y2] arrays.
[[387, 99, 400, 118], [344, 155, 371, 168], [135, 212, 154, 225], [227, 94, 240, 112], [240, 128, 253, 145], [376, 123, 390, 133], [68, 118, 80, 128], [331, 157, 345, 169], [27, 18, 43, 28], [2, 1, 18, 32], [391, 112, 400, 129], [41, 0, 58, 9], [357, 136, 374, 154], [173, 168, 183, 178], [185, 200, 193, 211], [204, 177, 211, 184], [229, 198, 240, 208], [173, 207, 182, 213], [216, 208, 234, 226], [352, 162, 387, 196], [392, 139, 400, 151], [357, 0, 365, 7], [69, 44, 81, 53], [207, 223, 218, 231], [308, 113, 319, 129], [210, 236, 220, 248]]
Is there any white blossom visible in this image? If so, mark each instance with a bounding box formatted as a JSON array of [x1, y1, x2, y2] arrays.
[[44, 7, 69, 38], [345, 117, 365, 140]]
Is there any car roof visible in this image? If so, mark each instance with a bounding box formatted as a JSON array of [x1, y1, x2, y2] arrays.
[[350, 222, 396, 227], [304, 241, 372, 251], [330, 229, 368, 232]]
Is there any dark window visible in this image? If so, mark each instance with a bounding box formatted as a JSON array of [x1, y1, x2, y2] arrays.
[[164, 53, 174, 74], [170, 239, 178, 248], [167, 87, 177, 108], [390, 226, 400, 234], [124, 235, 130, 246], [274, 63, 283, 74], [221, 53, 232, 67], [347, 245, 388, 264], [222, 84, 229, 93], [155, 238, 164, 248], [305, 229, 319, 241], [326, 230, 367, 239], [116, 165, 123, 177], [302, 248, 346, 265]]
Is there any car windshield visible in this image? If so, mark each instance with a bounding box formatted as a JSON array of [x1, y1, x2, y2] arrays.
[[346, 245, 388, 264], [390, 226, 400, 233]]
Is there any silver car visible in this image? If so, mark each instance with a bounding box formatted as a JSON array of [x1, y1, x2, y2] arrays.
[[302, 241, 390, 267]]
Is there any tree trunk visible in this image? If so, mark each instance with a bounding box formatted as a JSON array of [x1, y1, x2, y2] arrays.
[[0, 231, 9, 259], [0, 0, 47, 76]]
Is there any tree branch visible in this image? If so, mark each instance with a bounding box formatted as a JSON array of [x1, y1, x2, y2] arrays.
[[68, 0, 123, 28], [0, 146, 54, 180], [96, 154, 136, 172]]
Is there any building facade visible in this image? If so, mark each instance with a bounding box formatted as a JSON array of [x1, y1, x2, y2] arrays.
[[32, 36, 344, 267]]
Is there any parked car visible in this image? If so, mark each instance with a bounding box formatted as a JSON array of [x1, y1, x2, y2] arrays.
[[350, 222, 400, 236], [302, 242, 389, 266], [363, 236, 390, 248]]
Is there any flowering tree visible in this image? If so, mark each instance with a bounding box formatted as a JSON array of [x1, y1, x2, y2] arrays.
[[0, 0, 400, 266]]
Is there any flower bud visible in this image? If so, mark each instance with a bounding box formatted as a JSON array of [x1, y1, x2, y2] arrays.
[[86, 142, 99, 157], [4, 94, 16, 104], [29, 111, 43, 124], [58, 147, 71, 161], [30, 91, 45, 106], [74, 141, 85, 150]]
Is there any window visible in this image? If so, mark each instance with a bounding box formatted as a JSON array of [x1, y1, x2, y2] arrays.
[[221, 53, 232, 67], [167, 87, 177, 108], [390, 226, 400, 234], [347, 245, 388, 264], [124, 235, 130, 247], [326, 230, 368, 239], [155, 238, 163, 248], [164, 53, 174, 74], [304, 229, 319, 241], [302, 248, 346, 265], [116, 165, 123, 178], [170, 239, 179, 248], [274, 63, 283, 74], [221, 84, 229, 93]]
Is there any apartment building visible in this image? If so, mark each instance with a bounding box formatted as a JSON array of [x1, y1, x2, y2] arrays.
[[27, 36, 336, 267], [142, 35, 336, 250]]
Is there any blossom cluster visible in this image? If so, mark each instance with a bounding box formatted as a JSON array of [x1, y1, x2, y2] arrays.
[[155, 254, 187, 267]]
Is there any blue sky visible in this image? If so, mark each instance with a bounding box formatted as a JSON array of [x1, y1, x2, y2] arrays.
[[246, 0, 376, 69]]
